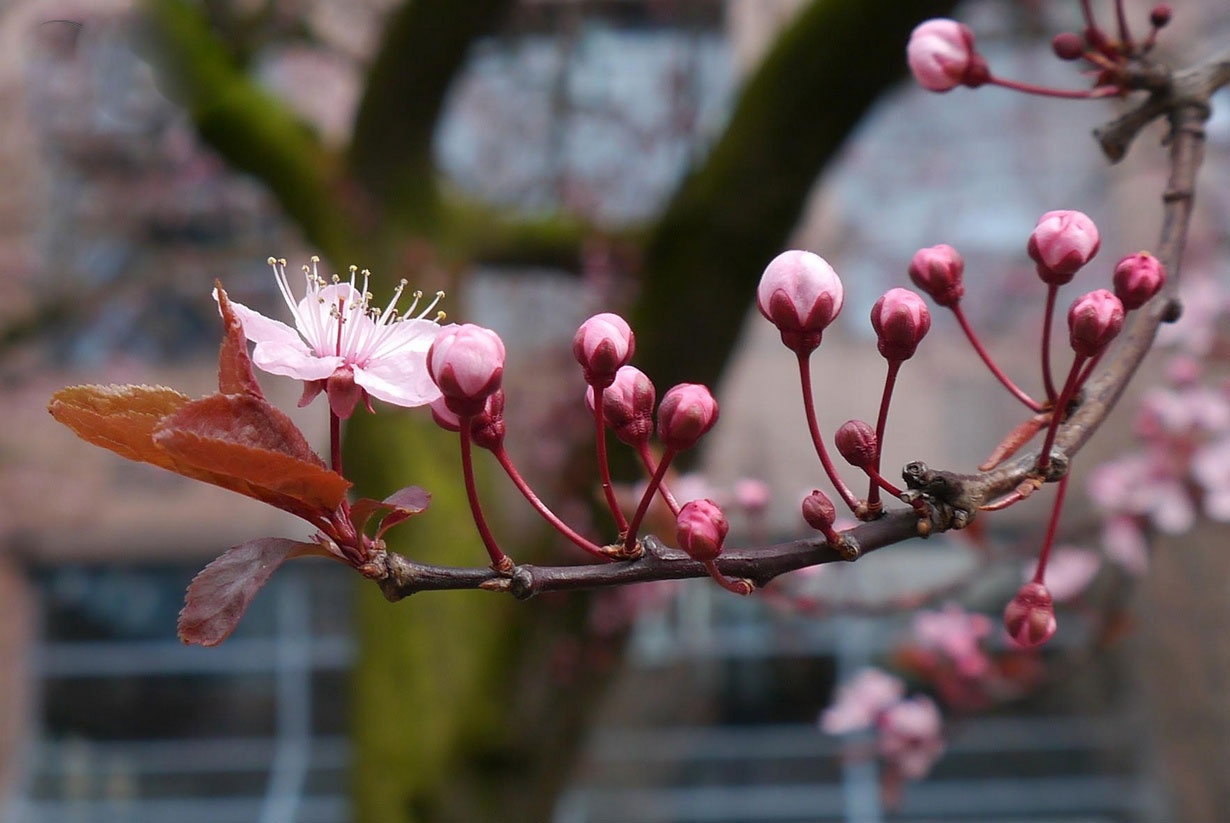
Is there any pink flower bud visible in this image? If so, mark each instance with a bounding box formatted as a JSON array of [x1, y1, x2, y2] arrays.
[[657, 383, 719, 451], [906, 19, 986, 92], [908, 244, 965, 308], [871, 288, 932, 361], [675, 498, 729, 562], [1003, 581, 1057, 648], [428, 324, 506, 416], [586, 365, 656, 446], [1113, 252, 1166, 310], [573, 312, 635, 388], [801, 489, 837, 532], [1028, 210, 1101, 284], [756, 250, 844, 355], [835, 420, 879, 470], [1150, 4, 1172, 28], [1068, 289, 1125, 358], [1051, 32, 1085, 61]]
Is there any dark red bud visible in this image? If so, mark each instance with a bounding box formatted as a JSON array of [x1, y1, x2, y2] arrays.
[[676, 499, 729, 562], [871, 288, 931, 362], [835, 420, 879, 470], [1052, 32, 1085, 60], [1004, 581, 1057, 648], [1112, 252, 1166, 310], [802, 489, 837, 533], [1068, 289, 1125, 358], [908, 244, 965, 308], [657, 383, 719, 451]]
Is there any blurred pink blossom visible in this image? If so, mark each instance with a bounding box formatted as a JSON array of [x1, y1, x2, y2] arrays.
[[1028, 547, 1101, 602], [1087, 453, 1195, 535], [820, 667, 905, 735], [1101, 516, 1149, 576], [1192, 436, 1230, 521], [1136, 385, 1230, 437], [733, 477, 771, 517], [877, 695, 945, 780], [911, 604, 992, 678]]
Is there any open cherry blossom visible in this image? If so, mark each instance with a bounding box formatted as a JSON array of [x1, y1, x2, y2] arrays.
[[221, 257, 445, 418]]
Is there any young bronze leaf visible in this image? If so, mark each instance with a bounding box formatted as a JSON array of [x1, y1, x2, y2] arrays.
[[152, 396, 349, 514], [48, 384, 191, 469], [160, 392, 324, 465], [351, 485, 431, 536], [215, 284, 266, 399], [178, 537, 321, 646]]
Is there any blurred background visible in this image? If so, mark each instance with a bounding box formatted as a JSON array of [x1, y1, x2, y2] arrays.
[[2, 0, 1230, 821]]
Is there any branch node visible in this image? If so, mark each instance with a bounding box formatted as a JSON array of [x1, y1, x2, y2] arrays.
[[836, 534, 862, 561], [509, 566, 537, 600], [641, 534, 673, 560]]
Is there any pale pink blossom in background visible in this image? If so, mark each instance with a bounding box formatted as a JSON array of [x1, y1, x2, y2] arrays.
[[1154, 279, 1229, 356], [1087, 453, 1196, 535], [1192, 437, 1230, 521], [1101, 516, 1149, 576], [1136, 385, 1230, 437], [877, 695, 945, 780], [733, 477, 771, 517], [820, 667, 905, 735], [1028, 547, 1101, 602], [912, 604, 992, 678]]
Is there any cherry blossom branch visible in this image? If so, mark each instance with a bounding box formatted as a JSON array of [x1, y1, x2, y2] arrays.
[[370, 49, 1225, 603]]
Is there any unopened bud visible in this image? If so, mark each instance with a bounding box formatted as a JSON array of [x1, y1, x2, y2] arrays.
[[657, 383, 719, 451], [802, 489, 837, 533], [1113, 252, 1166, 310], [587, 365, 656, 446], [871, 288, 931, 361], [470, 389, 506, 451], [1051, 32, 1085, 60], [1150, 4, 1172, 28], [835, 420, 879, 470], [906, 19, 986, 92], [908, 244, 965, 308], [1028, 210, 1100, 285], [756, 250, 844, 355], [1004, 581, 1057, 648], [428, 324, 506, 416], [676, 498, 729, 562], [573, 312, 635, 388], [1068, 289, 1125, 358]]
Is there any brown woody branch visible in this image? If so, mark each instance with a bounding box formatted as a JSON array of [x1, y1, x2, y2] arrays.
[[373, 50, 1229, 602]]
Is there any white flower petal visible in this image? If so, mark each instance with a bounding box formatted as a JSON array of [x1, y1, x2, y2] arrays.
[[354, 353, 441, 408], [252, 341, 343, 382], [223, 297, 305, 349]]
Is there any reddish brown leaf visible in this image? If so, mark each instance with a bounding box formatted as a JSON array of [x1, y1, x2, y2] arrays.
[[215, 284, 265, 399], [178, 537, 323, 646], [160, 392, 324, 464], [48, 384, 192, 469], [154, 394, 349, 514]]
